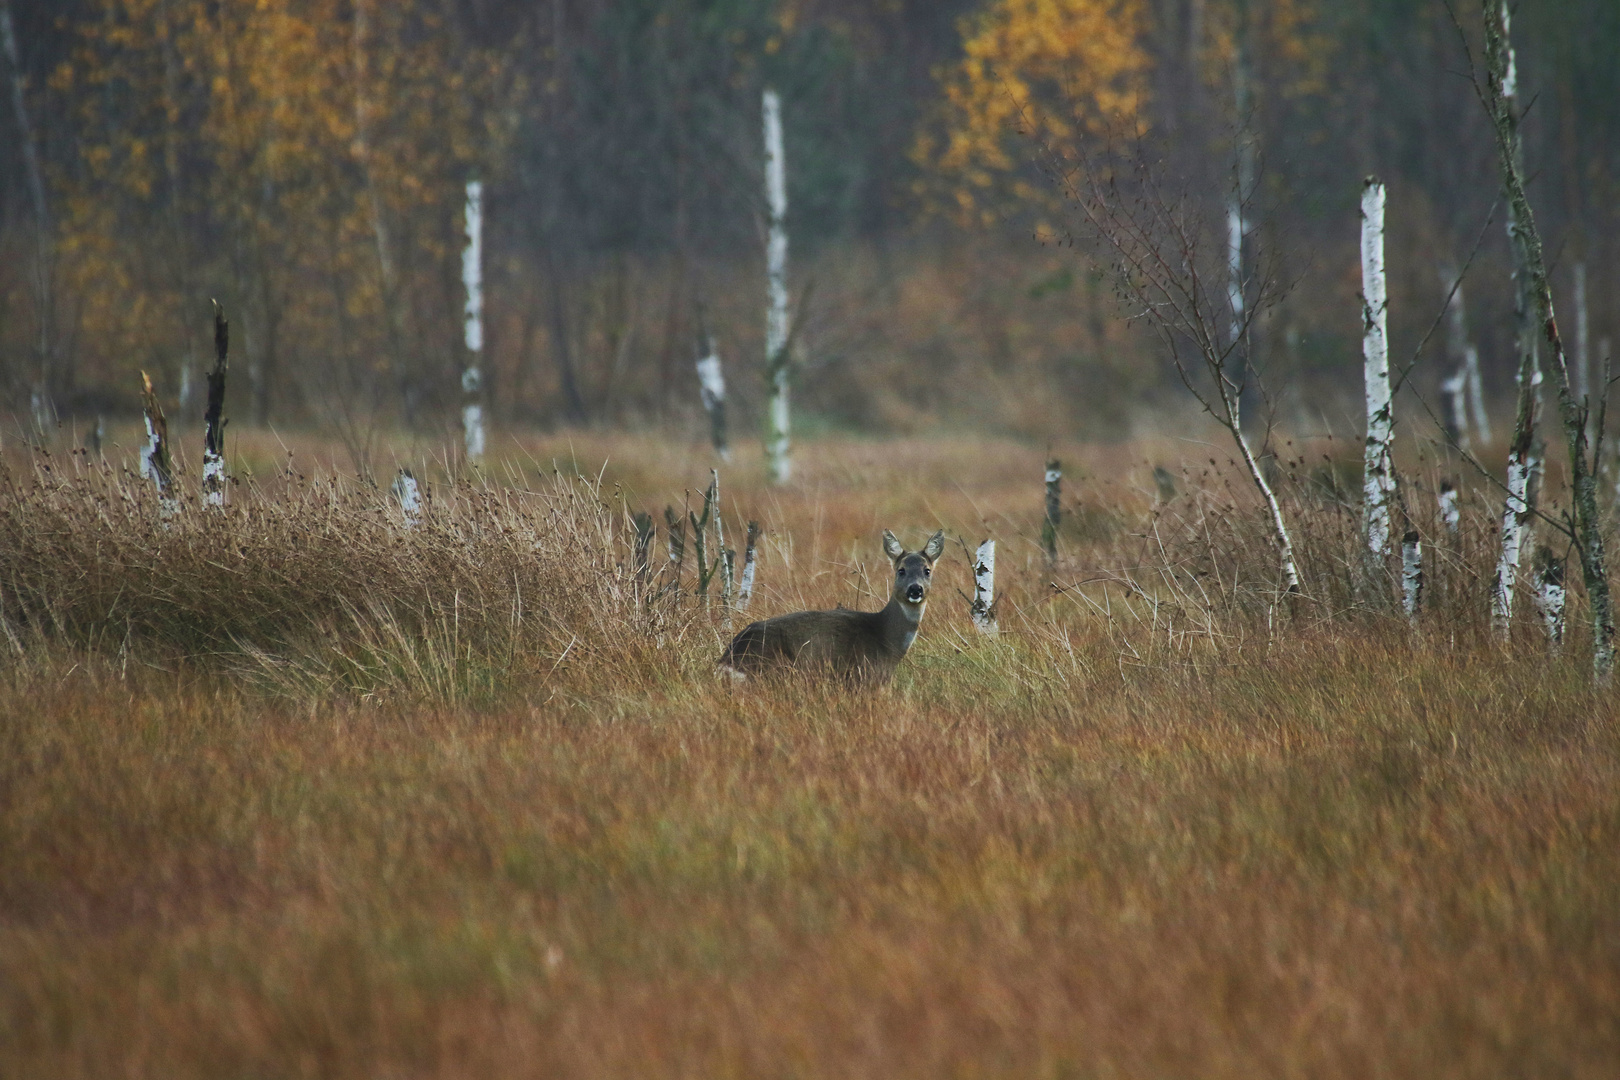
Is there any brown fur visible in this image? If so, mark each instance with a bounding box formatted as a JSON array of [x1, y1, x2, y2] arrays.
[[719, 530, 944, 682]]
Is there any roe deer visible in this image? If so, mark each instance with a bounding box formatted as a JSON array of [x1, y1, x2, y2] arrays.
[[718, 530, 945, 682]]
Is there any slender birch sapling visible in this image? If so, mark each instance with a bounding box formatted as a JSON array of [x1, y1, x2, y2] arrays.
[[1360, 178, 1396, 589], [1482, 0, 1614, 678]]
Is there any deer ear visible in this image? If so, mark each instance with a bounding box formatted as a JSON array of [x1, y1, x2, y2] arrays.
[[882, 530, 905, 561], [923, 530, 945, 562]]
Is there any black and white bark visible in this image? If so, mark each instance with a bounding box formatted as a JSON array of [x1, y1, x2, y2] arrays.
[[763, 88, 791, 485], [1481, 0, 1614, 679], [1533, 546, 1566, 654], [1401, 530, 1423, 622], [461, 179, 486, 462], [202, 303, 229, 508], [139, 372, 178, 518], [391, 469, 423, 528], [1361, 178, 1396, 585], [694, 306, 730, 461], [970, 539, 997, 634], [737, 521, 760, 612]]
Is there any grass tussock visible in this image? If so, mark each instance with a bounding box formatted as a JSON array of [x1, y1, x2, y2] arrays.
[[1, 432, 1617, 1077]]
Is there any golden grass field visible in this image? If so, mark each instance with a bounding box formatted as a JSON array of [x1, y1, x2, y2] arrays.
[[1, 427, 1617, 1077]]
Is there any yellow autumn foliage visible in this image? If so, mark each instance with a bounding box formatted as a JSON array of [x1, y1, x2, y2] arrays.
[[915, 0, 1150, 225], [47, 0, 507, 412]]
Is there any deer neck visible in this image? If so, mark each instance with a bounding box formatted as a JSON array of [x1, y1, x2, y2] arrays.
[[879, 592, 926, 656]]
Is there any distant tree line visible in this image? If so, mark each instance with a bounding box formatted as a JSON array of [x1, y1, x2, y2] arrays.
[[0, 0, 1615, 438]]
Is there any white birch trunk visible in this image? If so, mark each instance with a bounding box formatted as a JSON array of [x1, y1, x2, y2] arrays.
[[737, 521, 759, 612], [1533, 547, 1566, 654], [970, 539, 997, 634], [1401, 530, 1422, 621], [1438, 480, 1460, 535], [1440, 369, 1470, 452], [461, 179, 486, 463], [762, 88, 791, 485], [1360, 178, 1396, 570], [1491, 451, 1531, 637], [695, 334, 730, 461], [1466, 346, 1492, 445], [391, 469, 422, 528]]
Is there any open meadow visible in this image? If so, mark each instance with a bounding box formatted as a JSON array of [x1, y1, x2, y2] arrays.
[[0, 428, 1616, 1078]]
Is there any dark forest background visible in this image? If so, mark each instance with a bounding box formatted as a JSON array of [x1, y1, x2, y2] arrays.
[[1, 0, 1617, 449]]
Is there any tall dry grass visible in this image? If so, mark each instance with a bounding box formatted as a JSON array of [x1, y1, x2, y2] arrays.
[[1, 431, 1616, 1078]]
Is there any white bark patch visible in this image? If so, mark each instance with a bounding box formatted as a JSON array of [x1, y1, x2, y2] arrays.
[[391, 470, 422, 528], [1438, 481, 1460, 535], [970, 539, 997, 634], [1492, 452, 1531, 636], [1534, 551, 1566, 653], [462, 402, 485, 462], [1440, 369, 1470, 451], [763, 88, 791, 485], [1401, 531, 1422, 621], [1360, 177, 1395, 565], [737, 524, 758, 612], [202, 451, 225, 508], [1465, 346, 1491, 445]]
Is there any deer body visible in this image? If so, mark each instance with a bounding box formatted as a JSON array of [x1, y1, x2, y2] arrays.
[[719, 530, 944, 682]]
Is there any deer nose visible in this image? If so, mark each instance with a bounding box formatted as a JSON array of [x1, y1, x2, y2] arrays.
[[906, 583, 925, 603]]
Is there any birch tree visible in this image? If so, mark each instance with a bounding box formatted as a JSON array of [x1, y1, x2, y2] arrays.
[[762, 88, 791, 485], [1480, 0, 1614, 679], [1042, 145, 1301, 597], [1360, 177, 1396, 586], [970, 539, 997, 633], [461, 178, 486, 462]]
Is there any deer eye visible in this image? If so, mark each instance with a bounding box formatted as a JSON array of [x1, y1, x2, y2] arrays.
[[924, 567, 931, 577]]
